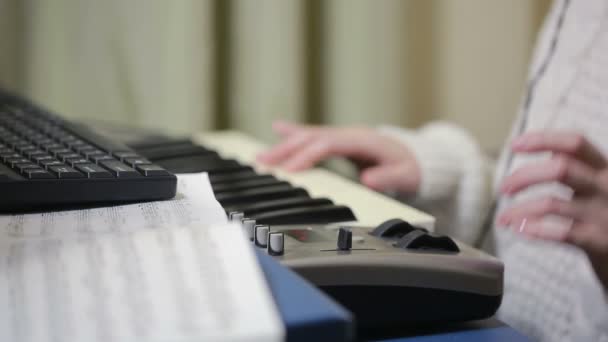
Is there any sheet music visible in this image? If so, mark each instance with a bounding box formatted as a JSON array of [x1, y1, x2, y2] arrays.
[[0, 224, 284, 342], [0, 173, 227, 239], [0, 173, 284, 341]]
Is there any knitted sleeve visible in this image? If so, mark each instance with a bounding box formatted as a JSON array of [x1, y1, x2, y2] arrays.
[[378, 122, 494, 245]]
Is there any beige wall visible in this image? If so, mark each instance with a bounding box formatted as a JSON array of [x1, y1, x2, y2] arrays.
[[0, 0, 551, 155], [322, 0, 550, 154], [432, 0, 551, 154]]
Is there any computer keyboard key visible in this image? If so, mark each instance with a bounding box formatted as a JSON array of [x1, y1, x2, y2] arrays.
[[16, 163, 40, 173], [24, 169, 55, 179], [25, 149, 46, 158], [82, 149, 105, 158], [251, 205, 357, 225], [12, 141, 31, 149], [6, 158, 30, 167], [16, 145, 36, 153], [32, 154, 53, 163], [89, 154, 114, 164], [65, 158, 90, 167], [73, 144, 96, 153], [1, 153, 20, 162], [43, 143, 63, 151], [62, 121, 134, 153], [113, 151, 139, 161], [100, 160, 141, 177], [124, 157, 151, 168], [76, 164, 114, 178], [40, 160, 65, 169], [65, 140, 88, 149], [57, 153, 81, 162], [136, 164, 171, 177], [49, 166, 85, 179], [49, 146, 70, 154]]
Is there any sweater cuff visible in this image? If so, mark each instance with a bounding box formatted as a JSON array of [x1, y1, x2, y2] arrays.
[[377, 124, 462, 203]]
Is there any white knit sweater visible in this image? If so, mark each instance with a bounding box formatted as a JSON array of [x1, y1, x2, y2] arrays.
[[382, 1, 608, 341]]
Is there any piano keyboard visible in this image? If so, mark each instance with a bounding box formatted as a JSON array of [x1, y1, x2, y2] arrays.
[[132, 130, 435, 230]]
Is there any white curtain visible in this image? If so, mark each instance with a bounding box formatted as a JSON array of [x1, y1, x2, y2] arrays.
[[0, 0, 549, 153]]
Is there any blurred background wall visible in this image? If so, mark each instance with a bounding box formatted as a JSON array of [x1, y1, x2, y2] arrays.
[[0, 0, 550, 155]]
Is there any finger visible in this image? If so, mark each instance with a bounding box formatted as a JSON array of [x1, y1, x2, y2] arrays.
[[272, 120, 305, 138], [506, 217, 608, 258], [500, 155, 597, 195], [496, 196, 584, 226], [562, 222, 608, 257], [256, 131, 316, 165], [281, 138, 341, 171], [505, 218, 572, 241], [512, 131, 607, 169], [360, 163, 419, 194]]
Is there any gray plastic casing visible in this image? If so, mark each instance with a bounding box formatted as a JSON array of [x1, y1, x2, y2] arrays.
[[265, 224, 503, 297]]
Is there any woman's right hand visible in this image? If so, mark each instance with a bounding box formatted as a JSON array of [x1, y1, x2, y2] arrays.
[[256, 121, 422, 194]]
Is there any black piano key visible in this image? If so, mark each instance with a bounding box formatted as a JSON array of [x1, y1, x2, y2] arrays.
[[128, 138, 194, 151], [212, 179, 289, 194], [215, 185, 309, 206], [155, 156, 251, 174], [251, 205, 357, 225], [208, 170, 261, 184], [225, 197, 334, 216], [137, 143, 215, 160]]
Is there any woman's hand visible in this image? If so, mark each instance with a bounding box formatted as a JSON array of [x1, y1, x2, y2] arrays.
[[497, 131, 608, 288], [256, 121, 422, 194]]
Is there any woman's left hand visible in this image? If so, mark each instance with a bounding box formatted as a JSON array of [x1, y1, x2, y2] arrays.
[[497, 131, 608, 289]]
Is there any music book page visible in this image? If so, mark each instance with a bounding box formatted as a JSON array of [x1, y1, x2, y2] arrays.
[[0, 173, 284, 342]]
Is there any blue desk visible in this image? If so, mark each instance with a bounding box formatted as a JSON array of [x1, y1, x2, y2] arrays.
[[256, 251, 531, 342]]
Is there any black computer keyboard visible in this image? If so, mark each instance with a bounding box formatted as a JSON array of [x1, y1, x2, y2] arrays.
[[0, 91, 177, 211]]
